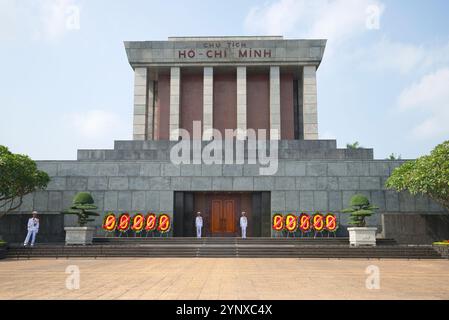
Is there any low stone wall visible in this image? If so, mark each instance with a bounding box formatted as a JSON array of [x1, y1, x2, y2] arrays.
[[382, 213, 449, 245], [433, 245, 449, 259], [0, 214, 65, 243], [3, 140, 446, 243], [0, 243, 6, 259]]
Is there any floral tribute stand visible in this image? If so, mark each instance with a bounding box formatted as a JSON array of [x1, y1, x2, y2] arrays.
[[272, 214, 284, 238], [312, 213, 325, 238], [284, 214, 298, 238]]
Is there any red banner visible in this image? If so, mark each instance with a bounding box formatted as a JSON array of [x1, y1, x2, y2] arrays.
[[285, 214, 298, 232], [325, 213, 337, 232], [102, 213, 116, 232], [145, 213, 157, 232], [157, 214, 171, 233], [272, 214, 284, 231], [131, 213, 145, 233], [298, 213, 311, 233], [117, 213, 131, 232], [312, 213, 325, 232]]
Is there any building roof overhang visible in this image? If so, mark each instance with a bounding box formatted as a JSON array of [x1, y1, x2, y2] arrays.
[[124, 36, 327, 69]]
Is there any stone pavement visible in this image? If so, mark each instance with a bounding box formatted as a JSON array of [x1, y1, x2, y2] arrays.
[[1, 258, 448, 300]]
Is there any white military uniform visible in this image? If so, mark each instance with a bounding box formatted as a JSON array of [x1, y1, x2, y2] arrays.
[[24, 217, 39, 246], [195, 216, 203, 238], [240, 216, 248, 239]]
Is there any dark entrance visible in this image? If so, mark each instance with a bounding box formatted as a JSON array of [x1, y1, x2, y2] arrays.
[[174, 191, 271, 237]]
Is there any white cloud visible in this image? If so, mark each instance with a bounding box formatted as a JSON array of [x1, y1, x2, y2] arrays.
[[65, 109, 123, 139], [244, 0, 307, 36], [0, 0, 79, 41], [354, 37, 449, 74], [37, 0, 79, 40], [244, 0, 384, 46], [398, 68, 449, 139]]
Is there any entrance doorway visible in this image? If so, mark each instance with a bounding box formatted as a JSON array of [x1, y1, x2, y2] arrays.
[[211, 199, 235, 236], [173, 191, 271, 237], [197, 193, 243, 237]]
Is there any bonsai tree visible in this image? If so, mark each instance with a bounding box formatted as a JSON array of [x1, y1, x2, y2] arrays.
[[342, 194, 378, 227], [0, 145, 50, 219], [62, 192, 100, 226], [386, 140, 449, 212]]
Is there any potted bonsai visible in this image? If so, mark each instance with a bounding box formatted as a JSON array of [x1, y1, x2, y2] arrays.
[[342, 194, 379, 247], [433, 240, 449, 259], [62, 192, 99, 245]]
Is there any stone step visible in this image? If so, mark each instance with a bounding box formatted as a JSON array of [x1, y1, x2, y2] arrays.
[[77, 140, 374, 161], [78, 148, 373, 161], [92, 237, 398, 246], [6, 243, 441, 259]]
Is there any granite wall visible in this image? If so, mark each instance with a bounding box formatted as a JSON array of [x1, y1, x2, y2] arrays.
[[0, 140, 445, 244]]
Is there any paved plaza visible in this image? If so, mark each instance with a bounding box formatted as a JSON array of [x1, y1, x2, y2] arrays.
[[1, 258, 449, 300]]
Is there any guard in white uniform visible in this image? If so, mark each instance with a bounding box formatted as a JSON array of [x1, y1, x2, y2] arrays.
[[24, 211, 39, 246], [195, 212, 203, 238], [240, 212, 248, 239]]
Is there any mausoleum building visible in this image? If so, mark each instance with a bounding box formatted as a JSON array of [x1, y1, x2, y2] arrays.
[[2, 36, 447, 244]]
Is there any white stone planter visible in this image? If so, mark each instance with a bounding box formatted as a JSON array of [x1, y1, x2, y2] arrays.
[[347, 227, 377, 247], [64, 227, 95, 245]]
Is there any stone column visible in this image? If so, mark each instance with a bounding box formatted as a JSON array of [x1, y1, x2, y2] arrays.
[[146, 80, 155, 140], [203, 67, 213, 140], [270, 66, 281, 140], [153, 80, 160, 140], [236, 67, 247, 139], [133, 67, 148, 140], [303, 66, 318, 140], [169, 67, 181, 141]]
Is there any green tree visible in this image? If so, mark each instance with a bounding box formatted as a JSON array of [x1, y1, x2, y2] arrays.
[[342, 194, 378, 227], [0, 145, 50, 219], [62, 192, 100, 226], [387, 153, 402, 160], [386, 140, 449, 212], [346, 141, 362, 149]]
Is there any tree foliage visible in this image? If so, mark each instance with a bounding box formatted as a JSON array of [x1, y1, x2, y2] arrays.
[[387, 153, 402, 160], [346, 141, 362, 149], [62, 192, 99, 226], [0, 145, 50, 218], [386, 140, 449, 212], [342, 194, 378, 227]]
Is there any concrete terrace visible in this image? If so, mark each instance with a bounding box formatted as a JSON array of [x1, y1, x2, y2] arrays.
[[1, 258, 449, 300]]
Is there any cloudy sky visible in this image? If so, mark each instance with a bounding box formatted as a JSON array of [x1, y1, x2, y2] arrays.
[[1, 0, 448, 160]]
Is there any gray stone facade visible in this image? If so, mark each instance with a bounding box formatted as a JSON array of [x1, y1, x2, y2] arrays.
[[125, 37, 326, 67], [4, 140, 445, 243]]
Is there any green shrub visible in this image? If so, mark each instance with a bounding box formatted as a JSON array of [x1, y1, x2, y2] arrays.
[[342, 194, 378, 227], [386, 140, 449, 212], [62, 192, 99, 227], [73, 192, 94, 205], [0, 145, 50, 219]]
